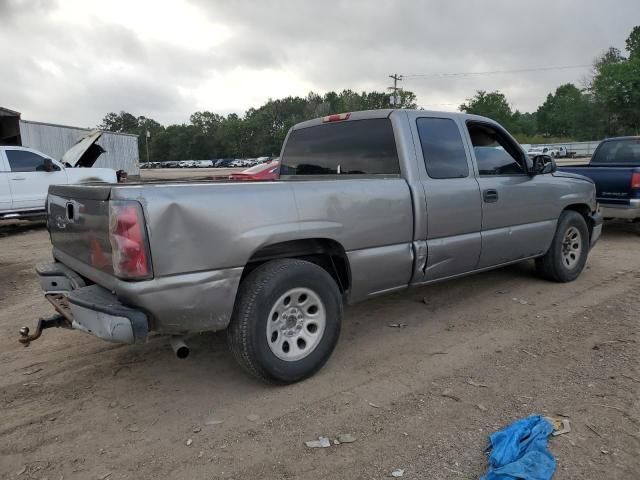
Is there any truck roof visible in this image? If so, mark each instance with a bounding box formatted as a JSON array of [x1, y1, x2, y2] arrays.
[[290, 109, 497, 131]]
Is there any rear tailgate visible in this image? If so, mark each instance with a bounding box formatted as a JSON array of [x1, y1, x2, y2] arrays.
[[560, 165, 640, 206], [47, 184, 115, 276], [587, 166, 640, 206]]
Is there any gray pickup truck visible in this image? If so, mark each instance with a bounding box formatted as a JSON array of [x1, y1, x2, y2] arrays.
[[24, 109, 602, 383]]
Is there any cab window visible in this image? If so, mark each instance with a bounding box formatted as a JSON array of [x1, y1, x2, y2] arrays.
[[467, 123, 526, 176], [416, 117, 469, 179]]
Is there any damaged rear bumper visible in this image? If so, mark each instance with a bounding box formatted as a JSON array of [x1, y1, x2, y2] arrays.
[[34, 262, 149, 344], [64, 286, 149, 344], [29, 259, 243, 346]]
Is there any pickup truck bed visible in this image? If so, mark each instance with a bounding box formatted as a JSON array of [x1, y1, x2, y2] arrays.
[[27, 109, 601, 383]]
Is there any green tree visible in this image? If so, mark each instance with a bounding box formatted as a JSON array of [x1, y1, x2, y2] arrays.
[[589, 27, 640, 136], [99, 111, 164, 161], [625, 26, 640, 60], [99, 111, 138, 133], [459, 90, 514, 129], [536, 84, 597, 139]]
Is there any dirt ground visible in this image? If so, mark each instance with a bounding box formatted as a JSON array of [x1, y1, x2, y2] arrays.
[[0, 220, 638, 479]]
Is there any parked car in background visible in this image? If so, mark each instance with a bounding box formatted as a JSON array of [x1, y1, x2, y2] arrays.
[[29, 109, 601, 384], [162, 161, 178, 168], [198, 160, 214, 168], [528, 146, 575, 159], [559, 136, 640, 220], [178, 160, 197, 168], [228, 160, 280, 181], [215, 158, 235, 168], [0, 131, 117, 220]]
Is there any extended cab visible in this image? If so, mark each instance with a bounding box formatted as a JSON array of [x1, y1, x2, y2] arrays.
[[559, 136, 640, 220], [0, 130, 117, 219], [26, 110, 602, 383]]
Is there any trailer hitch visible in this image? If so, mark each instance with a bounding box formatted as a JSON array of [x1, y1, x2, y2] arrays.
[[19, 314, 71, 347]]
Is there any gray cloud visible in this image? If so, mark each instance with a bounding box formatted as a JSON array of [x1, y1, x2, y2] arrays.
[[193, 0, 640, 110], [1, 0, 638, 127]]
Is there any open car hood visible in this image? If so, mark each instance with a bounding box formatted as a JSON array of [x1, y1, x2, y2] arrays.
[[60, 130, 106, 168]]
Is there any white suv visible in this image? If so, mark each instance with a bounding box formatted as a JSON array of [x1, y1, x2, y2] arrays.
[[1, 131, 117, 219]]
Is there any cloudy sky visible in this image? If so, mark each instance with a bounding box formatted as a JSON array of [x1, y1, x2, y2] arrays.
[[2, 0, 639, 127]]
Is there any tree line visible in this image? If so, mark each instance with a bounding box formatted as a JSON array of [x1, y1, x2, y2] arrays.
[[100, 26, 639, 161], [99, 90, 416, 161], [460, 26, 639, 143]]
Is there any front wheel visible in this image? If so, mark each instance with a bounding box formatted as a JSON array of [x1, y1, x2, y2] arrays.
[[226, 259, 342, 384], [536, 210, 589, 282]]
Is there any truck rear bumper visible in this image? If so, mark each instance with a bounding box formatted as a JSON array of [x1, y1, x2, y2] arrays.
[[37, 262, 150, 344], [66, 286, 149, 344], [39, 256, 243, 337], [600, 199, 640, 220]]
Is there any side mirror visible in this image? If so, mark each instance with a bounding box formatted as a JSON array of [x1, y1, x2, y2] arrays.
[[530, 154, 556, 175], [43, 158, 55, 172]]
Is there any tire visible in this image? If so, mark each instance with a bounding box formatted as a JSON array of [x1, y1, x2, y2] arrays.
[[536, 210, 589, 282], [226, 259, 343, 384]]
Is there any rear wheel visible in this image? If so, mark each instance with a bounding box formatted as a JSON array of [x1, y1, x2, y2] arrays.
[[226, 259, 342, 384], [536, 210, 589, 282]]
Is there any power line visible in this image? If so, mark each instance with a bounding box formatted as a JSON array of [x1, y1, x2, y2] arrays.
[[401, 64, 592, 79]]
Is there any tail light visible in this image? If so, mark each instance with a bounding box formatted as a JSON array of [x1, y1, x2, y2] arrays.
[[631, 171, 640, 190], [109, 201, 152, 280], [323, 113, 351, 123]]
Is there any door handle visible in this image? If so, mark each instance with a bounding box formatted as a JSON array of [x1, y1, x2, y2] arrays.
[[483, 189, 498, 203], [11, 177, 26, 181]]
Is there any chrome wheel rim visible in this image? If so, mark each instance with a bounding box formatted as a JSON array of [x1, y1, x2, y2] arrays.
[[266, 287, 326, 362], [561, 226, 582, 269]]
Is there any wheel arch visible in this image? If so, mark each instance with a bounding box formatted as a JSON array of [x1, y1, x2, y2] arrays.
[[563, 203, 594, 239], [242, 238, 351, 294]]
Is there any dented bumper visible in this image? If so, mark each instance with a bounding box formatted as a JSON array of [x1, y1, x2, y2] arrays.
[[35, 263, 149, 344], [36, 257, 243, 340]]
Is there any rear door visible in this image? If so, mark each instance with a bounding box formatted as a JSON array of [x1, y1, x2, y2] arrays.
[[0, 151, 11, 211], [412, 115, 482, 280], [5, 149, 67, 210]]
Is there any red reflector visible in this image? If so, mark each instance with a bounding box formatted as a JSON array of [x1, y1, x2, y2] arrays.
[[631, 171, 640, 190], [109, 201, 152, 280], [323, 113, 351, 123]]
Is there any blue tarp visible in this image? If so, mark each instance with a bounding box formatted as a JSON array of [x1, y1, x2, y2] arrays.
[[481, 415, 556, 480]]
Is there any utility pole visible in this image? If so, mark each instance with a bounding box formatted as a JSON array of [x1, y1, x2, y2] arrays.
[[388, 73, 403, 107]]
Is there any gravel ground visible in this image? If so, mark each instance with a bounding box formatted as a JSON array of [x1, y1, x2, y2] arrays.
[[0, 220, 638, 479]]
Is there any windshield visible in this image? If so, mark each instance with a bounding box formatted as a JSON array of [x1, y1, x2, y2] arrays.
[[592, 139, 640, 164]]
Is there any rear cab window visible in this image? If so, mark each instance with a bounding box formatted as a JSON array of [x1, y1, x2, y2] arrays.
[[592, 139, 640, 164], [280, 118, 400, 177], [416, 117, 469, 179]]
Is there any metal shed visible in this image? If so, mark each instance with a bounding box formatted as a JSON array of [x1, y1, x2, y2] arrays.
[[18, 120, 140, 175]]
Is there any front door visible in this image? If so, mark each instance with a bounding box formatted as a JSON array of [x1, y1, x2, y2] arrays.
[[413, 116, 482, 281], [465, 122, 553, 268], [5, 149, 67, 210]]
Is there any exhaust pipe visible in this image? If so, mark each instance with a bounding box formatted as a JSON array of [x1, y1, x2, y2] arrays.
[[170, 336, 190, 359]]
